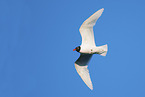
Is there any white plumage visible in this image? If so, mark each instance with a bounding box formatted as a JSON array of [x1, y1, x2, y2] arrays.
[[74, 8, 108, 90]]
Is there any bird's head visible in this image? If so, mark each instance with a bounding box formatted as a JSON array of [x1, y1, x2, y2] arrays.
[[73, 46, 81, 52]]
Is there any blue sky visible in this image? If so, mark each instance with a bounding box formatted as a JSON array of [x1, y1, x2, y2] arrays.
[[0, 0, 145, 97]]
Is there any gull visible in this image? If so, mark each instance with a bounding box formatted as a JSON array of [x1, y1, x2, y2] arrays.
[[73, 8, 108, 90]]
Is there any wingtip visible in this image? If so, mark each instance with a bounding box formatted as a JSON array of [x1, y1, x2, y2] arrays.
[[89, 86, 93, 90], [85, 77, 93, 90], [100, 8, 104, 12]]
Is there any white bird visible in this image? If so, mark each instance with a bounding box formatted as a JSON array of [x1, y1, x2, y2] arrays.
[[73, 8, 108, 90]]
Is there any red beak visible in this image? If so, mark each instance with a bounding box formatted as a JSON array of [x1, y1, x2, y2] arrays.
[[73, 49, 76, 51]]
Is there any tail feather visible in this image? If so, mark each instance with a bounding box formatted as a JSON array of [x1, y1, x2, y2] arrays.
[[97, 44, 108, 56]]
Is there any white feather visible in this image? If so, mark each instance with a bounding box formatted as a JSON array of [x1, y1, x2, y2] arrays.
[[75, 64, 93, 90], [79, 8, 104, 48]]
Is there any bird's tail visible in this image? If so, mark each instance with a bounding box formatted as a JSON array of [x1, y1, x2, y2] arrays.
[[96, 44, 108, 56]]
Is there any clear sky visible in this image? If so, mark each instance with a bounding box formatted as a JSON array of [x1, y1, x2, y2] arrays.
[[0, 0, 145, 97]]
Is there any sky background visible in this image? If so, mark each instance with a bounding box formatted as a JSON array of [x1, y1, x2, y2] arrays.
[[0, 0, 145, 97]]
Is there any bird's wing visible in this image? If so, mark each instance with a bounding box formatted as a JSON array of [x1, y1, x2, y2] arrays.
[[79, 8, 104, 48], [75, 54, 93, 90]]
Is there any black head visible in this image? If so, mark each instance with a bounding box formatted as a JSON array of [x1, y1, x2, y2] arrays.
[[73, 46, 81, 52]]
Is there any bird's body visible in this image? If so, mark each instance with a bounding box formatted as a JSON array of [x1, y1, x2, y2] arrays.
[[73, 8, 108, 90], [79, 44, 107, 55]]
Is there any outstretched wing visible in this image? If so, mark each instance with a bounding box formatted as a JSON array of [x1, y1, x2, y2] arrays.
[[75, 54, 93, 90], [79, 8, 104, 48]]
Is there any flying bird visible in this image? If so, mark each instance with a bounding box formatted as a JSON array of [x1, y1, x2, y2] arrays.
[[73, 8, 108, 90]]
